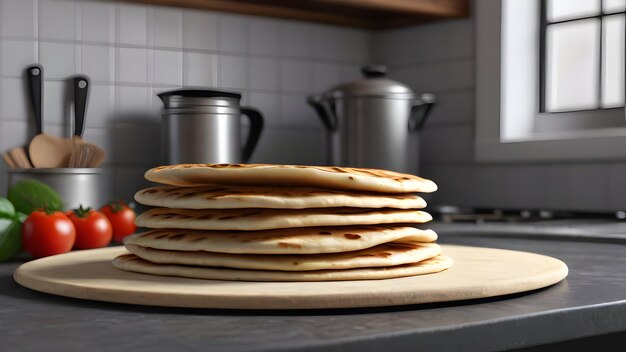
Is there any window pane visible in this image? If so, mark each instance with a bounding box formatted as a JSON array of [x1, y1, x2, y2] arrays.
[[548, 0, 600, 22], [546, 19, 600, 112], [602, 14, 625, 108], [604, 0, 626, 13]]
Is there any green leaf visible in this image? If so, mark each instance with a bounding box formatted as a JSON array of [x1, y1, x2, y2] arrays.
[[0, 218, 21, 262], [0, 197, 15, 219], [15, 212, 28, 223], [8, 179, 63, 215]]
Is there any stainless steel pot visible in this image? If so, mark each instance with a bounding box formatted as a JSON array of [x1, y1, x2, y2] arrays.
[[159, 90, 264, 164], [308, 65, 435, 174], [8, 168, 105, 210]]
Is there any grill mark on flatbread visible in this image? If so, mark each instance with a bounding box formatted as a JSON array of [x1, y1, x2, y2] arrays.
[[242, 211, 262, 217], [278, 242, 302, 249], [136, 208, 432, 231], [216, 210, 263, 220], [113, 254, 454, 282], [123, 241, 441, 272], [217, 215, 239, 220], [124, 227, 438, 255], [145, 164, 437, 193], [335, 209, 378, 215], [135, 185, 426, 210]]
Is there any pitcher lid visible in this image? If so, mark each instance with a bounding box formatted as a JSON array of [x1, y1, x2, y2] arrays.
[[158, 89, 241, 109], [326, 65, 415, 98]]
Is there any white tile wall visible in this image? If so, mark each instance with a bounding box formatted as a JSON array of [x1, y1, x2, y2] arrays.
[[81, 44, 114, 82], [116, 47, 148, 83], [280, 60, 313, 93], [249, 57, 280, 91], [0, 78, 28, 120], [42, 80, 66, 124], [182, 52, 217, 87], [312, 62, 340, 92], [80, 1, 115, 44], [182, 10, 217, 50], [39, 0, 76, 41], [218, 54, 247, 89], [150, 7, 182, 49], [218, 14, 247, 53], [115, 85, 149, 112], [0, 0, 370, 202], [0, 0, 37, 39], [116, 4, 147, 46], [249, 92, 280, 126], [248, 18, 280, 55], [39, 41, 75, 78], [280, 21, 312, 58], [152, 49, 182, 85], [1, 40, 37, 76]]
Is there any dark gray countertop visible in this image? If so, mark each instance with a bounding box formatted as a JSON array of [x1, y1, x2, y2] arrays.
[[2, 232, 626, 352]]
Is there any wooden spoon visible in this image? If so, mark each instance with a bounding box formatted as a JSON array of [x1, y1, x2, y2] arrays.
[[27, 65, 71, 168], [2, 152, 16, 169], [7, 147, 33, 168]]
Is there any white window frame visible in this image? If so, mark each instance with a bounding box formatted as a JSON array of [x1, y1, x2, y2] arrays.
[[476, 0, 626, 162]]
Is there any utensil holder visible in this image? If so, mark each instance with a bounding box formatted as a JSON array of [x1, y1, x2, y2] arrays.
[[8, 168, 105, 210]]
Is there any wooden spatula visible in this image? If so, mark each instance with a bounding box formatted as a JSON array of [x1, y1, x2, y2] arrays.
[[26, 65, 71, 168]]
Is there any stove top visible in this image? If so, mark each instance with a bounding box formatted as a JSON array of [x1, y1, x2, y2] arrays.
[[429, 206, 626, 242]]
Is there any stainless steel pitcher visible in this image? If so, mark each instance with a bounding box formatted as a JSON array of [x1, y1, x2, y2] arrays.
[[159, 90, 264, 164], [307, 65, 435, 174]]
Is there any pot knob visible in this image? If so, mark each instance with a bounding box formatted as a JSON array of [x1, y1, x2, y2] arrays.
[[361, 65, 387, 78]]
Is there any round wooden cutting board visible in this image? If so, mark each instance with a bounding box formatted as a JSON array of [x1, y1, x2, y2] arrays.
[[13, 245, 568, 309]]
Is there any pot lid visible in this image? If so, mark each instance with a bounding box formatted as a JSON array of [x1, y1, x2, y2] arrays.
[[326, 65, 415, 98]]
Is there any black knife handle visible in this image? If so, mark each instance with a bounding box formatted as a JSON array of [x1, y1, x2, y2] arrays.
[[26, 65, 43, 134], [73, 76, 89, 137]]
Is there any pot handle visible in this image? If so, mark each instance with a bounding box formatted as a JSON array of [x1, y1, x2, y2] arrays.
[[240, 107, 264, 163], [307, 95, 337, 131], [408, 93, 436, 132]]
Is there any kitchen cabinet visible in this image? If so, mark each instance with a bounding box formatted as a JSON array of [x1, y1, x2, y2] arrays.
[[126, 0, 470, 29]]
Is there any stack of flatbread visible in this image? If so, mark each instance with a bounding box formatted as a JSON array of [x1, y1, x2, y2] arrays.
[[113, 164, 453, 281]]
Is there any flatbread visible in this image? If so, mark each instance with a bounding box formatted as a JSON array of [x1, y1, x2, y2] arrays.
[[125, 241, 441, 271], [135, 207, 433, 231], [113, 253, 453, 282], [144, 164, 437, 193], [124, 226, 438, 254], [134, 185, 426, 209]]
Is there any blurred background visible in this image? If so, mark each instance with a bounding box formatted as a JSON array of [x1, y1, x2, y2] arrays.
[[0, 0, 624, 215]]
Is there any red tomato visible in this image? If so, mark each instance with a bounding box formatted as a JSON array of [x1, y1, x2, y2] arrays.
[[68, 206, 112, 249], [100, 202, 136, 243], [22, 211, 76, 258]]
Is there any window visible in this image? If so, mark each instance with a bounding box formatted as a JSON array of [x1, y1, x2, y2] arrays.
[[542, 0, 625, 113], [534, 0, 625, 133], [475, 0, 626, 162]]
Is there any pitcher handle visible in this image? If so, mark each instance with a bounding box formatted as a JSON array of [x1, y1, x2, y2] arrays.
[[307, 95, 337, 131], [408, 93, 436, 131], [240, 107, 264, 163]]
